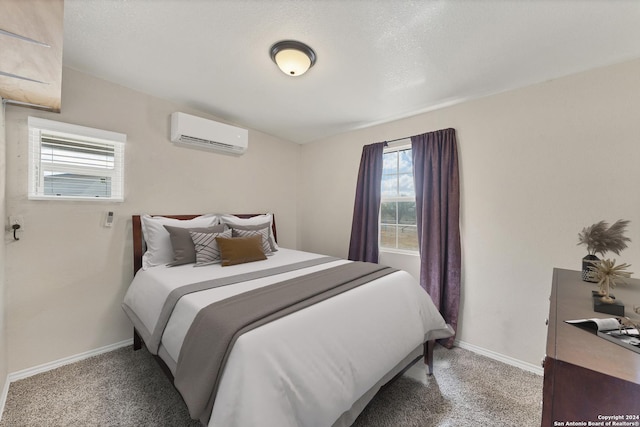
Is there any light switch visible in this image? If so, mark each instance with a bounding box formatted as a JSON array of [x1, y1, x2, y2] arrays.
[[105, 211, 114, 227]]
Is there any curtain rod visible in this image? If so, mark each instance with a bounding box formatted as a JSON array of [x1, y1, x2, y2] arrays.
[[383, 135, 413, 146]]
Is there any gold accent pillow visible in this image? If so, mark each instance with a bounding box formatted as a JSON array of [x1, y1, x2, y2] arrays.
[[215, 235, 267, 267]]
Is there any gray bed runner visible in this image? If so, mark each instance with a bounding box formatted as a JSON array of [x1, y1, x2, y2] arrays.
[[174, 261, 397, 425], [123, 256, 338, 354]]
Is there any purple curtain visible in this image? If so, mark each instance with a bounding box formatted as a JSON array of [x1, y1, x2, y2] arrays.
[[411, 129, 461, 349], [348, 142, 385, 263]]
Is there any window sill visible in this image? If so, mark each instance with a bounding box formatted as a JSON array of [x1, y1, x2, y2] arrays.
[[28, 195, 124, 202], [379, 248, 420, 257]]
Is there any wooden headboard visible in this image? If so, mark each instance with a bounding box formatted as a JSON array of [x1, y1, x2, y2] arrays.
[[132, 214, 277, 274]]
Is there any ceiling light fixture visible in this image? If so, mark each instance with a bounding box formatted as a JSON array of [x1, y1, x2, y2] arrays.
[[269, 40, 316, 77]]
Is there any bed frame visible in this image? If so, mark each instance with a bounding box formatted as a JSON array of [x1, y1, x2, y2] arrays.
[[129, 213, 435, 417]]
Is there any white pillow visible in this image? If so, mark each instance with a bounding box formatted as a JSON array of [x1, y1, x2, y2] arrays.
[[219, 213, 278, 250], [140, 214, 218, 269]]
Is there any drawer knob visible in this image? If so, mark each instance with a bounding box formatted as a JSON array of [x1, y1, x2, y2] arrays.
[[541, 356, 546, 368], [545, 318, 549, 326]]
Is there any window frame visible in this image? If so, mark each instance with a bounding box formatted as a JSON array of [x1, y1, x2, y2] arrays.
[[28, 116, 126, 202], [379, 140, 419, 255]]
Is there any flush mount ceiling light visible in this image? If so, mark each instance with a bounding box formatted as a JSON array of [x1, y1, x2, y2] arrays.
[[269, 40, 316, 76]]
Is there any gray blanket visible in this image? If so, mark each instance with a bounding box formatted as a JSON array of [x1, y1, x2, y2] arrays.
[[122, 256, 338, 354], [173, 261, 397, 425]]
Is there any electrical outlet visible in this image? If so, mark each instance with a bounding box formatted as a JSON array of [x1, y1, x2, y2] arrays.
[[9, 215, 24, 231]]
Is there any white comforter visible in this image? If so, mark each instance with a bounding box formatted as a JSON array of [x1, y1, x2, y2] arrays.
[[123, 248, 453, 427]]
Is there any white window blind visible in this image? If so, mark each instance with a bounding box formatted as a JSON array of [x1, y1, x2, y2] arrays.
[[28, 117, 125, 201]]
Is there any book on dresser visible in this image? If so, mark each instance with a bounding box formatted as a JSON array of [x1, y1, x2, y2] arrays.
[[566, 317, 640, 355]]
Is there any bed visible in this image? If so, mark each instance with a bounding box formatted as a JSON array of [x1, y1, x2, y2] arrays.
[[122, 213, 453, 426]]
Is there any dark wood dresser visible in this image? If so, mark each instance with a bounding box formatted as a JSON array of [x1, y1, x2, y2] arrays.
[[542, 268, 640, 426]]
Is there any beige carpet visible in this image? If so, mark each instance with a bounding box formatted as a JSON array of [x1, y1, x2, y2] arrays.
[[353, 346, 542, 426], [1, 345, 542, 426]]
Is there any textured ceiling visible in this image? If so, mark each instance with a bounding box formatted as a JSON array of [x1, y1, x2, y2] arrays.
[[63, 0, 640, 144]]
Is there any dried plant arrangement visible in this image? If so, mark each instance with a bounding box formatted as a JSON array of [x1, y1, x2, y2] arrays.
[[589, 259, 633, 304], [578, 219, 631, 256]]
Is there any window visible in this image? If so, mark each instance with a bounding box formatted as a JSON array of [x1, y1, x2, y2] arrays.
[[380, 141, 418, 252], [28, 117, 125, 201]]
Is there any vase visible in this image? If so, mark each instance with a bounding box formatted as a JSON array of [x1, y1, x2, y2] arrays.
[[581, 254, 599, 282]]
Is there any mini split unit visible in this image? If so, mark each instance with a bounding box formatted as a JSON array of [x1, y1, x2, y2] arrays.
[[170, 112, 248, 155]]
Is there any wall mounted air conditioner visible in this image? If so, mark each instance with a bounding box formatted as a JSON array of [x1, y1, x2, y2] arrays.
[[170, 112, 248, 155]]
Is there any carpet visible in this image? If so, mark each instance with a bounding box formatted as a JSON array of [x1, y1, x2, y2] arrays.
[[353, 346, 542, 426], [0, 345, 542, 426]]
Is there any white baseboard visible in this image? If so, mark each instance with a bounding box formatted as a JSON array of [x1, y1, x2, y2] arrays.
[[8, 338, 133, 382], [454, 339, 544, 376], [0, 338, 132, 422], [0, 375, 9, 424]]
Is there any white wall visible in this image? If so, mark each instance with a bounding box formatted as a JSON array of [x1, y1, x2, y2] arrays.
[[4, 58, 640, 374], [4, 67, 301, 372], [299, 58, 640, 367], [0, 101, 8, 399]]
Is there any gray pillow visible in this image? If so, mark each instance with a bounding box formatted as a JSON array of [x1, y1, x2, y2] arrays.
[[229, 223, 278, 252], [164, 224, 226, 266]]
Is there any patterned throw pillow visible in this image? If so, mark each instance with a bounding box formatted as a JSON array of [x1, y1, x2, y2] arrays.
[[190, 229, 232, 266], [140, 214, 218, 269], [219, 214, 278, 251], [232, 227, 272, 255], [164, 224, 227, 266]]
